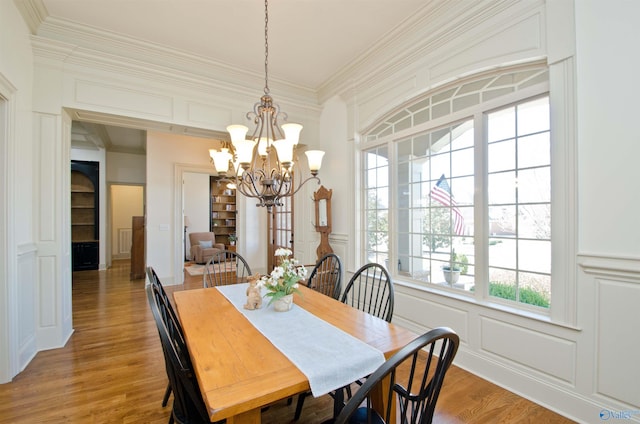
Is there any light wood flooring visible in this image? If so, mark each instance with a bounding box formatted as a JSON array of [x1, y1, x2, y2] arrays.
[[0, 260, 574, 423]]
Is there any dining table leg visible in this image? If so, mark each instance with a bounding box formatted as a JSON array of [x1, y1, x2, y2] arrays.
[[370, 374, 397, 424]]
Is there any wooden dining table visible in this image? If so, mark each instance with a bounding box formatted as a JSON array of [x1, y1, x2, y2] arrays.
[[173, 284, 418, 424]]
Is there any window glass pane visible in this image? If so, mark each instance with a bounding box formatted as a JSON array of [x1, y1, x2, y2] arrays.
[[366, 168, 377, 187], [518, 240, 551, 274], [488, 139, 515, 173], [489, 268, 517, 300], [377, 167, 388, 189], [397, 162, 409, 184], [488, 171, 516, 204], [517, 97, 550, 135], [518, 133, 549, 168], [430, 153, 450, 180], [489, 205, 516, 236], [518, 204, 550, 239], [398, 184, 410, 209], [377, 187, 389, 209], [519, 272, 550, 307], [458, 205, 474, 237], [453, 175, 474, 205], [451, 147, 474, 178], [451, 121, 474, 149], [488, 106, 515, 142], [414, 134, 429, 157], [410, 182, 424, 208], [397, 139, 412, 162], [378, 147, 389, 167], [366, 211, 377, 231], [489, 238, 516, 269], [364, 151, 378, 169], [518, 167, 550, 203]]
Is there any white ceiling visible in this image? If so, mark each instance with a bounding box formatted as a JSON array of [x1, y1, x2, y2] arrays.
[[40, 0, 429, 89], [32, 0, 430, 154]]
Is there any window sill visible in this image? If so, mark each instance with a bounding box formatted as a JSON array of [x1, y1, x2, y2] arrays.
[[393, 278, 582, 332]]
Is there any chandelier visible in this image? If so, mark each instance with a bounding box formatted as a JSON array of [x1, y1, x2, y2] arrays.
[[209, 0, 324, 212]]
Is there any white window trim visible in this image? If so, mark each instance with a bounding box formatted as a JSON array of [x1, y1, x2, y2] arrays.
[[359, 63, 579, 326]]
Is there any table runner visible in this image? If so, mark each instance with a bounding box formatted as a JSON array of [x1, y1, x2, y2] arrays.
[[216, 283, 386, 397]]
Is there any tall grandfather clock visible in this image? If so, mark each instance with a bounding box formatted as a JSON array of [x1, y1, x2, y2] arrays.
[[313, 185, 333, 261]]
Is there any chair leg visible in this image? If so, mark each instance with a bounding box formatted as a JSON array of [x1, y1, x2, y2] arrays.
[[162, 383, 172, 407], [332, 387, 345, 418], [294, 392, 310, 421]]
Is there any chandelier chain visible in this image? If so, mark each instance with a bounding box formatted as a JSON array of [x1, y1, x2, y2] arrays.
[[264, 0, 270, 95]]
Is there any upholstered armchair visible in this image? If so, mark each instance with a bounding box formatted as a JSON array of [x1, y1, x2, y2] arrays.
[[189, 232, 225, 264]]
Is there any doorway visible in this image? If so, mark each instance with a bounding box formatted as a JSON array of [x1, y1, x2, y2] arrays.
[[109, 184, 144, 262]]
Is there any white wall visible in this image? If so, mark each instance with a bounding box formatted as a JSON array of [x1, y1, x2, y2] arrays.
[[319, 1, 640, 422], [0, 0, 37, 383], [313, 95, 350, 267], [573, 0, 640, 414], [110, 185, 144, 258]]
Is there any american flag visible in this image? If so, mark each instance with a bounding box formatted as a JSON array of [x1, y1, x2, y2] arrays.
[[430, 174, 465, 235]]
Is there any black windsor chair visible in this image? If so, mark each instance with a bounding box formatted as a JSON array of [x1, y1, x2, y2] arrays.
[[202, 250, 252, 288], [325, 327, 459, 424]]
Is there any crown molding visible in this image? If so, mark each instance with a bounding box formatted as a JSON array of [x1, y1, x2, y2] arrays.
[[318, 0, 542, 103], [13, 0, 47, 34], [31, 32, 320, 115], [28, 12, 320, 112]]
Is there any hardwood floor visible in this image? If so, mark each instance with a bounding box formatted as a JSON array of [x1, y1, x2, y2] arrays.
[[0, 260, 574, 423]]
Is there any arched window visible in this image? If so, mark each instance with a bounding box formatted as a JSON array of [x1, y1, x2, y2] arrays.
[[362, 63, 552, 312]]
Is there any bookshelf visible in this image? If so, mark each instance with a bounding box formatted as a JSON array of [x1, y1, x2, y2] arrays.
[[71, 160, 99, 271], [210, 177, 236, 246]]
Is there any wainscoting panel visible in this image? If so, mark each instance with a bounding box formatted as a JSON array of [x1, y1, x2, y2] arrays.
[[480, 317, 575, 384], [185, 101, 232, 130], [38, 255, 57, 329], [17, 244, 37, 373], [579, 254, 640, 408], [430, 12, 543, 83], [37, 113, 57, 242], [597, 278, 640, 407], [395, 293, 468, 342], [74, 80, 173, 120]]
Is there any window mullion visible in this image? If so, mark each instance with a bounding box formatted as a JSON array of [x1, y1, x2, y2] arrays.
[[474, 111, 488, 302]]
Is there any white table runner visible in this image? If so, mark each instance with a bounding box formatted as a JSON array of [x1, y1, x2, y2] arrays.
[[216, 283, 386, 397]]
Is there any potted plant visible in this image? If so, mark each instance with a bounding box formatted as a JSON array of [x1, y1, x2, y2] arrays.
[[442, 249, 462, 285], [259, 248, 307, 311], [228, 233, 237, 246]]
